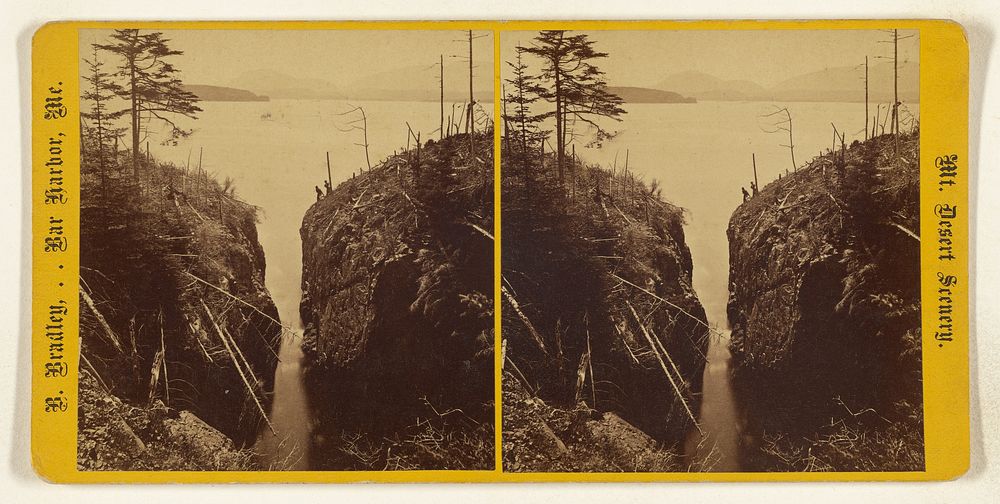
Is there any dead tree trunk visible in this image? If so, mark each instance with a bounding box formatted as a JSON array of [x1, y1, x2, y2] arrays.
[[440, 54, 444, 141], [467, 30, 476, 161], [865, 55, 870, 141], [326, 151, 332, 189]]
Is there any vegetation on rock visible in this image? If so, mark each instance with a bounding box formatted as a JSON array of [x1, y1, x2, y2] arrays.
[[501, 149, 710, 471], [299, 132, 495, 470], [78, 146, 282, 468], [728, 131, 923, 471]]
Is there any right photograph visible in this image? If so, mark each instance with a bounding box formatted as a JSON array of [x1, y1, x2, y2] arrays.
[[499, 29, 923, 473]]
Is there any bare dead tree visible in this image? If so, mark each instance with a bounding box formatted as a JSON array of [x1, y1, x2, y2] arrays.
[[761, 105, 797, 171], [873, 104, 882, 138], [440, 54, 444, 141], [337, 104, 372, 171], [863, 56, 869, 141], [876, 29, 915, 162], [468, 29, 474, 146], [447, 31, 488, 162], [405, 121, 422, 176]]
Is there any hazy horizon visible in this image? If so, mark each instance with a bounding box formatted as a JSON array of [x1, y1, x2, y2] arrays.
[[80, 29, 495, 98], [502, 29, 918, 91]]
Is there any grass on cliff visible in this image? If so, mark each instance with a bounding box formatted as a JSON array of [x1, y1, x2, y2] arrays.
[[750, 397, 925, 472], [324, 397, 495, 471]]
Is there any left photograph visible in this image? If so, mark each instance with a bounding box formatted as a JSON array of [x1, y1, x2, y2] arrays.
[[76, 28, 495, 471]]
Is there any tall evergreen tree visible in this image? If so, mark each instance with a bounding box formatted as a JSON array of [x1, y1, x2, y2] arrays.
[[521, 31, 625, 185], [81, 45, 126, 191], [503, 47, 548, 183], [504, 48, 542, 149], [97, 29, 201, 178]]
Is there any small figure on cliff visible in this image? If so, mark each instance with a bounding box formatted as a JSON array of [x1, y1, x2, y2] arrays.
[[742, 186, 750, 203], [315, 185, 323, 202], [324, 180, 333, 196], [751, 181, 759, 197], [592, 181, 606, 205]]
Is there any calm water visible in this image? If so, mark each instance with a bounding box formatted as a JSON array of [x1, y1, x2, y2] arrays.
[[577, 100, 917, 471], [149, 99, 459, 469]]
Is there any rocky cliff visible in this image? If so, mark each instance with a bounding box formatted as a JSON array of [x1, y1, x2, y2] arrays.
[[501, 155, 709, 472], [299, 132, 495, 470], [78, 157, 282, 470], [727, 132, 924, 471]]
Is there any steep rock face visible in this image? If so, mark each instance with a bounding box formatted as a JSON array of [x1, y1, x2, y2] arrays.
[[79, 161, 282, 457], [298, 133, 494, 469], [501, 159, 709, 469], [727, 133, 923, 469]]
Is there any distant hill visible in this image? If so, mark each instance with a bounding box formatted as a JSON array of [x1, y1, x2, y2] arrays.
[[769, 61, 918, 103], [184, 84, 269, 102], [606, 86, 695, 104], [228, 70, 344, 100], [343, 62, 493, 103], [649, 62, 919, 103], [651, 71, 767, 102], [225, 67, 491, 103]]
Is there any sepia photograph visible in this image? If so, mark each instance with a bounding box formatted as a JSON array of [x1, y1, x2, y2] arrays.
[[75, 28, 496, 471], [499, 29, 922, 473]]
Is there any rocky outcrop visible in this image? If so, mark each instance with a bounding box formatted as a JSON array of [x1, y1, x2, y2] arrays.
[[502, 377, 682, 472], [79, 159, 282, 464], [501, 156, 709, 471], [727, 132, 923, 470], [298, 133, 494, 470], [77, 370, 258, 471]]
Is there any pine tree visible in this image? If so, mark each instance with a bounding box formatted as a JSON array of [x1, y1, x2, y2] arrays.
[[97, 29, 201, 179], [81, 45, 127, 192], [504, 47, 548, 154], [521, 31, 625, 185]]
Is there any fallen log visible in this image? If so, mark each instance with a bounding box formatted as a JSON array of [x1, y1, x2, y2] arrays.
[[611, 272, 718, 336], [80, 286, 124, 353], [627, 301, 702, 434], [200, 299, 275, 435], [501, 285, 548, 355]]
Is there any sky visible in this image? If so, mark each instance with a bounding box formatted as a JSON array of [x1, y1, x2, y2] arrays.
[[80, 29, 494, 94], [79, 29, 917, 95], [501, 29, 919, 88]]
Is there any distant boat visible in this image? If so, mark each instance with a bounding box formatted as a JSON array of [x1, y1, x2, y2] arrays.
[[260, 112, 273, 121]]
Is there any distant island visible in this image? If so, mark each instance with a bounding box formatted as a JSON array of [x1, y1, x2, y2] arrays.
[[184, 84, 270, 102], [223, 68, 491, 103], [647, 61, 919, 104], [606, 86, 696, 104]]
